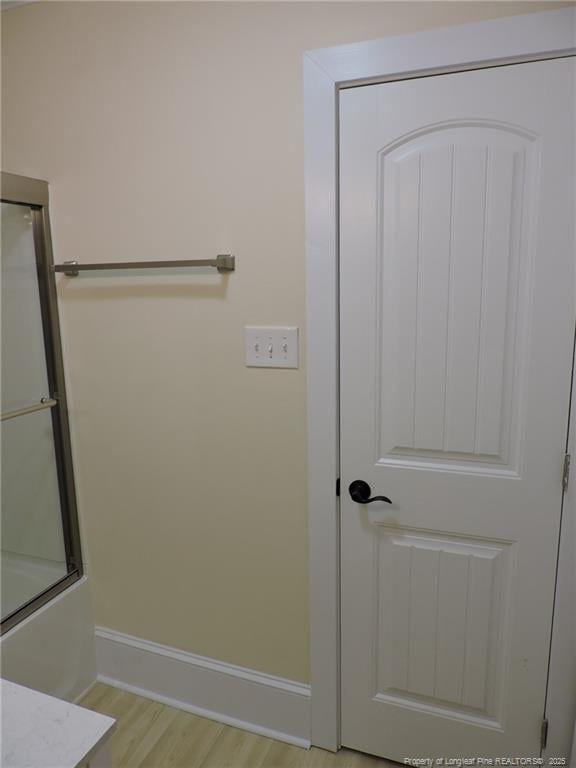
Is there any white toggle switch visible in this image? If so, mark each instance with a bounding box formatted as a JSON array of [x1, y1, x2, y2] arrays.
[[245, 326, 299, 368]]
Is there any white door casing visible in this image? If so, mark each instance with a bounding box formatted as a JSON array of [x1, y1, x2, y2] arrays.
[[339, 58, 574, 758]]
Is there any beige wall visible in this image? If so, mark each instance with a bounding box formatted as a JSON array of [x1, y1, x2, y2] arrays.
[[1, 0, 564, 683]]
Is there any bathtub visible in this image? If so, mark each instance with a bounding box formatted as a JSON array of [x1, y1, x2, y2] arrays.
[[1, 569, 96, 702]]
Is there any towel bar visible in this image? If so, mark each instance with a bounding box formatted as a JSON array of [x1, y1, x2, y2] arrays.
[[53, 255, 235, 276]]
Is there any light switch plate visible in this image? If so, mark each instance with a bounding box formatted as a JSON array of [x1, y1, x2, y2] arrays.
[[245, 326, 299, 368]]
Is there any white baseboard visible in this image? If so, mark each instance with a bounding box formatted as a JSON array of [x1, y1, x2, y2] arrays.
[[94, 627, 311, 748], [73, 679, 98, 705]]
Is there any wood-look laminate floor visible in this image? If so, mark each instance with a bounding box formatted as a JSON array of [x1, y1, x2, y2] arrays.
[[80, 684, 393, 768]]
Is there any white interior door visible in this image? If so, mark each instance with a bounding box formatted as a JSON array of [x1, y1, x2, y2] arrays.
[[339, 58, 575, 759]]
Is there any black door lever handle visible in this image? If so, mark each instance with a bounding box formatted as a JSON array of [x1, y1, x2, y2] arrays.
[[348, 480, 392, 505]]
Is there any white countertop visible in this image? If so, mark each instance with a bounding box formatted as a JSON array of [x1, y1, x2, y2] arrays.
[[1, 679, 115, 768]]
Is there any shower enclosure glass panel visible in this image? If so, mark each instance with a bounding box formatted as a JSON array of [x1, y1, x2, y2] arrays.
[[0, 180, 82, 631], [1, 202, 67, 618]]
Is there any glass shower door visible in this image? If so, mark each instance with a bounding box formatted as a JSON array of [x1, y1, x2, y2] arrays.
[[1, 177, 82, 631]]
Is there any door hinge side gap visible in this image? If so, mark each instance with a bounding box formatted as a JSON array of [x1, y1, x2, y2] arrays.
[[540, 717, 549, 750], [563, 453, 570, 492], [541, 717, 549, 751]]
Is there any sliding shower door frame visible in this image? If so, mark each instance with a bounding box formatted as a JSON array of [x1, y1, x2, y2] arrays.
[[1, 171, 83, 634]]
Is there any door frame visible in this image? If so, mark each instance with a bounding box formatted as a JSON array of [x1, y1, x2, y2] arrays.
[[304, 7, 576, 754]]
